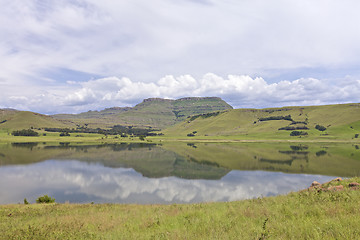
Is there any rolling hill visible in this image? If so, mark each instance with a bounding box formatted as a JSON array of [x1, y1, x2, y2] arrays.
[[0, 110, 76, 130], [163, 103, 360, 140]]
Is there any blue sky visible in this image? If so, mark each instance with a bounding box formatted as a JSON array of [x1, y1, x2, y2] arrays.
[[1, 0, 360, 114]]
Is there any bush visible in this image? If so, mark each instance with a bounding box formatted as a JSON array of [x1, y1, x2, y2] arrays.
[[24, 198, 29, 204], [36, 195, 55, 204], [187, 133, 195, 137], [315, 125, 327, 131], [139, 135, 145, 141], [290, 131, 308, 136], [12, 129, 39, 136], [258, 115, 293, 122], [59, 132, 70, 137], [355, 134, 359, 138]]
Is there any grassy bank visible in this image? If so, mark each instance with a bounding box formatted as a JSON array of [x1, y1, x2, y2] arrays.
[[1, 131, 360, 144], [1, 178, 360, 239]]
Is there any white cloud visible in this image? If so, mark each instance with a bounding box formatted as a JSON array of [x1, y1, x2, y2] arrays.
[[0, 160, 335, 204], [1, 73, 359, 114], [1, 1, 360, 113], [2, 0, 360, 83]]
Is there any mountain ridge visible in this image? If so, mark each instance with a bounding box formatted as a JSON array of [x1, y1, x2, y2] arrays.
[[52, 97, 233, 129], [0, 97, 232, 130]]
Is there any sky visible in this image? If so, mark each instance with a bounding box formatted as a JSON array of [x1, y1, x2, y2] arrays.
[[1, 0, 360, 114]]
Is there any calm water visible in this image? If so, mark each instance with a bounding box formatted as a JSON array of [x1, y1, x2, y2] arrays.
[[0, 142, 359, 204]]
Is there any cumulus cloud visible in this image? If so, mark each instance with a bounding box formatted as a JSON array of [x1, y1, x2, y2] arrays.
[[0, 160, 335, 204], [1, 73, 359, 114]]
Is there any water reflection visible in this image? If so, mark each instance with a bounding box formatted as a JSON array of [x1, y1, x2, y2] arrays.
[[0, 143, 229, 180], [163, 142, 360, 177], [0, 160, 334, 204], [0, 142, 359, 204]]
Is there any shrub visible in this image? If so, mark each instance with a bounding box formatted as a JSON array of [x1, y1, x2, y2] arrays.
[[187, 133, 195, 137], [24, 198, 29, 204], [59, 132, 70, 137], [355, 134, 359, 138], [259, 115, 293, 122], [315, 125, 327, 131], [139, 135, 145, 141], [12, 129, 39, 136], [290, 131, 308, 136], [36, 195, 55, 204]]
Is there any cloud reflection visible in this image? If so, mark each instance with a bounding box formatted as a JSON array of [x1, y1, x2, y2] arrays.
[[0, 160, 335, 204]]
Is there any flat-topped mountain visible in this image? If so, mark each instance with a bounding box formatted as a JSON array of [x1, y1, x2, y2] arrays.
[[52, 97, 233, 129]]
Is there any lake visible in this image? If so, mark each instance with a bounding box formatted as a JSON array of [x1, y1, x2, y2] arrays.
[[0, 142, 359, 204]]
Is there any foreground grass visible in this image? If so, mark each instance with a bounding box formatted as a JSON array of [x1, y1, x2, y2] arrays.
[[1, 178, 360, 239]]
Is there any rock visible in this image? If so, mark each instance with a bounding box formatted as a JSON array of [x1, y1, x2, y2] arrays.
[[349, 182, 360, 187], [311, 181, 321, 187], [333, 177, 343, 182], [328, 185, 344, 191]]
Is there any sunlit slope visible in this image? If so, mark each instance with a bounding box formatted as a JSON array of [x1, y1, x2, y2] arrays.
[[163, 103, 360, 139], [0, 111, 75, 130]]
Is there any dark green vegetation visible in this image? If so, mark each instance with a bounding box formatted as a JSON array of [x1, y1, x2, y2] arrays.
[[52, 97, 233, 129], [11, 129, 39, 137], [163, 103, 360, 140], [36, 195, 55, 204], [1, 177, 359, 239]]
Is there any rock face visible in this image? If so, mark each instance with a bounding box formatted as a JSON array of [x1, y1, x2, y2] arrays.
[[328, 185, 344, 191], [311, 181, 321, 187], [349, 182, 360, 187], [307, 178, 360, 193], [333, 177, 343, 182]]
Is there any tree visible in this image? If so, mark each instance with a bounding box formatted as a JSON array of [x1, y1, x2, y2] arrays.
[[36, 195, 55, 203]]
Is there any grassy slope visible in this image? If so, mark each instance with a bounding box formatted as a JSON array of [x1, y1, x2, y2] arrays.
[[1, 177, 359, 239], [0, 111, 75, 131], [163, 103, 360, 140]]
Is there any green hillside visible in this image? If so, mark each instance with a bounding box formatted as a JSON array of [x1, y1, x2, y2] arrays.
[[0, 111, 75, 131], [163, 103, 360, 140], [52, 97, 233, 129]]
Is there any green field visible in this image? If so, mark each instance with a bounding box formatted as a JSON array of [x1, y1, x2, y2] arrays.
[[1, 177, 359, 239]]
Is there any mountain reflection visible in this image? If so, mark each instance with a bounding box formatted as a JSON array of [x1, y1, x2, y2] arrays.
[[0, 143, 229, 180], [0, 160, 334, 204], [0, 142, 359, 204]]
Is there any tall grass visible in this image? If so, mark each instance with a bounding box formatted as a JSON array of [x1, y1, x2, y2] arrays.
[[1, 177, 359, 239]]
